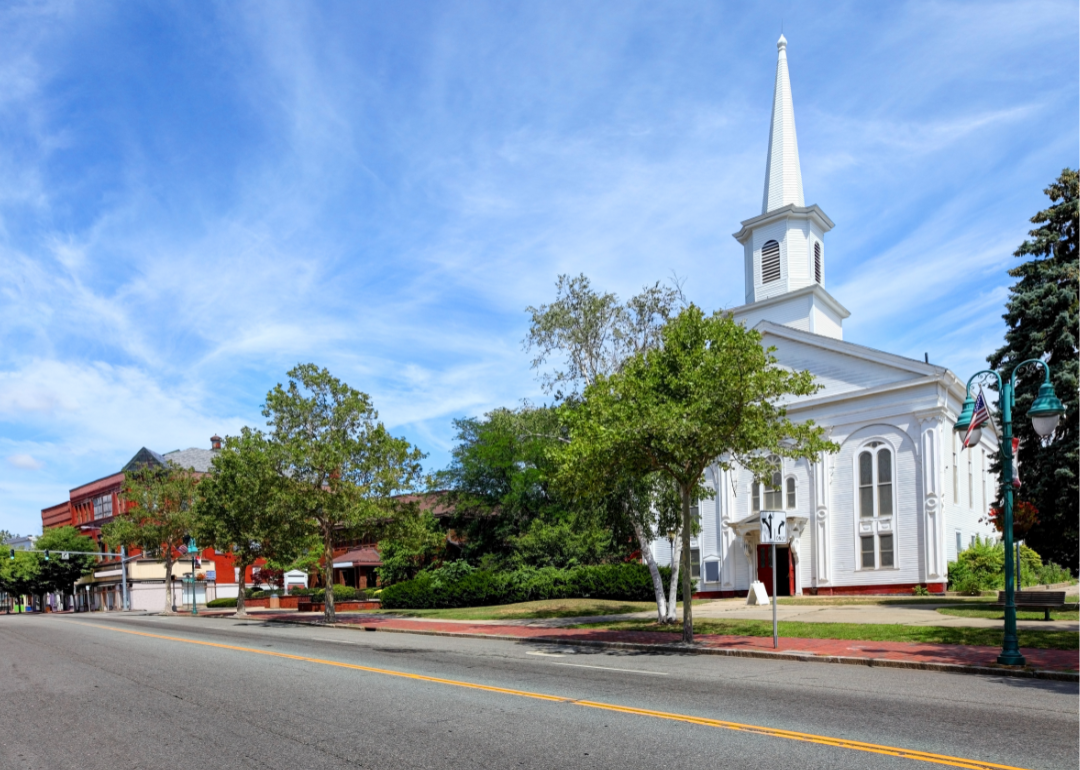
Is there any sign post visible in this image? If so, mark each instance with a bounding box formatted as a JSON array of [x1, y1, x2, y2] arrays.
[[759, 511, 787, 649]]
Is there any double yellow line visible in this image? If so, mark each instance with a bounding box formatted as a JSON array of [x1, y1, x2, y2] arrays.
[[70, 620, 1029, 770]]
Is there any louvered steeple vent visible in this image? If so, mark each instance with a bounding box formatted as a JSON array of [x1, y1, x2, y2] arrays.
[[730, 36, 849, 340]]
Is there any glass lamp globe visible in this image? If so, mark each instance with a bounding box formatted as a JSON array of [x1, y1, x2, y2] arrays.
[[1031, 413, 1061, 438], [964, 428, 982, 447]]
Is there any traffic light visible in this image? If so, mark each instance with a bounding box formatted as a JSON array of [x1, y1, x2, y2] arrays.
[[44, 550, 50, 562], [8, 549, 13, 560]]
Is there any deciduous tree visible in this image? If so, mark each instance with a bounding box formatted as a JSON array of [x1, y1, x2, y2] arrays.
[[562, 305, 836, 642], [525, 274, 687, 617], [102, 463, 198, 614], [195, 428, 307, 617], [263, 364, 425, 623], [35, 526, 97, 605]]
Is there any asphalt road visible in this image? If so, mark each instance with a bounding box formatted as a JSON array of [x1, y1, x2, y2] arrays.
[[1, 613, 1076, 770]]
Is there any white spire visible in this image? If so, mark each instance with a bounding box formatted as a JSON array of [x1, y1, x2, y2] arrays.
[[761, 34, 804, 214]]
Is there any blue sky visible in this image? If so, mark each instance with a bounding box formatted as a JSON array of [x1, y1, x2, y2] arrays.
[[1, 1, 1077, 536]]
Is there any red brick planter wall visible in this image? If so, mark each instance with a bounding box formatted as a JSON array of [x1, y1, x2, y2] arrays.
[[243, 596, 301, 609], [296, 599, 381, 612]]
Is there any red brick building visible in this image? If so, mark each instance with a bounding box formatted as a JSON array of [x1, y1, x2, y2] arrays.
[[40, 438, 261, 611]]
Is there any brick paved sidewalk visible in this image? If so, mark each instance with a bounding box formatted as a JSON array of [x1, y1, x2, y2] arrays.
[[254, 611, 1078, 677]]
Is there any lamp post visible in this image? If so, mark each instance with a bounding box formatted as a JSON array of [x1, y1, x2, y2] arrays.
[[186, 536, 199, 616], [953, 360, 1064, 666]]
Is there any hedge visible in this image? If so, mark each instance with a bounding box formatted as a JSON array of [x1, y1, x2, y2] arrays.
[[380, 563, 671, 610], [206, 597, 238, 608]]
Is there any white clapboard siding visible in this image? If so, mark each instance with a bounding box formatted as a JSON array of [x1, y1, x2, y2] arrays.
[[830, 425, 922, 586], [765, 336, 918, 399]]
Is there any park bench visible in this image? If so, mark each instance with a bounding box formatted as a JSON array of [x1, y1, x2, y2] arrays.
[[989, 590, 1067, 621]]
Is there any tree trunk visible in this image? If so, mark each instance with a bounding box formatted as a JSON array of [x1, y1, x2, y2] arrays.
[[323, 527, 335, 624], [665, 523, 683, 624], [632, 521, 667, 622], [234, 562, 249, 618], [680, 484, 694, 643], [162, 555, 175, 615]]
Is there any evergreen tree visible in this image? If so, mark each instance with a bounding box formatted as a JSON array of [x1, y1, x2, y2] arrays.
[[988, 168, 1078, 574]]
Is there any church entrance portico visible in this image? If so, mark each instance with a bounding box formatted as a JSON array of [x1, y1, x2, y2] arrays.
[[758, 544, 793, 597]]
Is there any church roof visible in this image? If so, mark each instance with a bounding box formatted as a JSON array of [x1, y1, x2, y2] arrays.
[[762, 35, 804, 214]]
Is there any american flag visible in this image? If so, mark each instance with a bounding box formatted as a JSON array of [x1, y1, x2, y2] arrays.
[[963, 389, 990, 448]]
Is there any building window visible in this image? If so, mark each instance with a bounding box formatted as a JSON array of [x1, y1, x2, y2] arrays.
[[860, 536, 875, 569], [879, 534, 894, 568], [93, 495, 113, 520], [689, 548, 701, 580], [956, 531, 963, 555], [761, 240, 781, 283], [813, 242, 822, 283], [704, 560, 720, 583], [690, 500, 700, 529], [857, 442, 895, 570], [752, 456, 784, 512], [786, 477, 796, 509], [858, 443, 892, 518]]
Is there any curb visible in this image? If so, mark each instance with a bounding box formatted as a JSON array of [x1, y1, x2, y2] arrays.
[[264, 616, 1079, 683]]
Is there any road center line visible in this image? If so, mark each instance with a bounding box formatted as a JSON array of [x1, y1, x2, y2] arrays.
[[65, 619, 1029, 770]]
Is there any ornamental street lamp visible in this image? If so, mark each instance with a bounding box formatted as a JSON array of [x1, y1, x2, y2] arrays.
[[186, 536, 200, 616], [953, 360, 1064, 667]]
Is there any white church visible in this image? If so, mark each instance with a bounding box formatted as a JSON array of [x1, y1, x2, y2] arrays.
[[651, 36, 999, 596]]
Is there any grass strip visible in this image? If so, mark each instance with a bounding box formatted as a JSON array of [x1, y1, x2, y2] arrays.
[[936, 603, 1079, 622], [371, 598, 659, 621], [571, 618, 1079, 651]]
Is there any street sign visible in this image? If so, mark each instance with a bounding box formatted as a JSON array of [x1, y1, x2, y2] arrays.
[[759, 510, 787, 650], [759, 511, 787, 544]]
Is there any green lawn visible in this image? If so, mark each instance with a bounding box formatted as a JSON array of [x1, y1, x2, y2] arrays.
[[572, 618, 1078, 651], [373, 598, 660, 621], [774, 596, 991, 606], [936, 603, 1079, 622]]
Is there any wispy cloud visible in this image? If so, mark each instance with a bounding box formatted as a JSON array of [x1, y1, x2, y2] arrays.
[[0, 0, 1075, 534], [7, 454, 44, 471]]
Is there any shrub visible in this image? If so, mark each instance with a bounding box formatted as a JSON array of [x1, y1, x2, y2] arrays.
[[1037, 562, 1074, 585], [947, 537, 1048, 591], [911, 585, 930, 596], [380, 563, 672, 610], [207, 597, 238, 608]]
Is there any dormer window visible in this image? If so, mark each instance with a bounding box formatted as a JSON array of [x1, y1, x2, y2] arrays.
[[761, 240, 781, 283], [814, 242, 822, 283]]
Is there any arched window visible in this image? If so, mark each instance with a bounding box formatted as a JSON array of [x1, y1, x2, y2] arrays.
[[752, 456, 784, 512], [813, 242, 822, 283], [786, 477, 796, 509], [858, 442, 893, 518], [857, 442, 895, 570], [761, 240, 781, 283]]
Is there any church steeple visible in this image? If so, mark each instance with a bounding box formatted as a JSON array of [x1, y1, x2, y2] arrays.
[[762, 35, 804, 214], [730, 36, 848, 340]]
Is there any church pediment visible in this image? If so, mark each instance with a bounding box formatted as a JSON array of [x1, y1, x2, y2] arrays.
[[755, 321, 949, 400]]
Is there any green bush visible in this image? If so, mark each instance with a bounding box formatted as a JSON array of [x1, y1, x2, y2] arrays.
[[947, 537, 1046, 592], [1037, 562, 1074, 585], [380, 562, 672, 610], [207, 597, 238, 608]]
